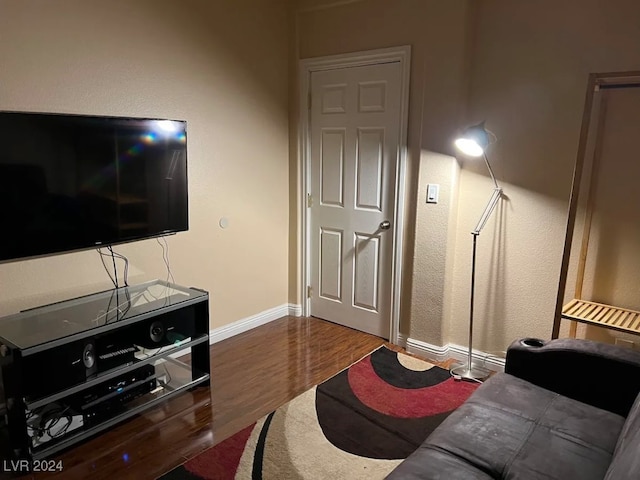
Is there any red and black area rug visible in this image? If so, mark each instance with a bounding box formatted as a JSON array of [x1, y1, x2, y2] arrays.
[[160, 347, 478, 480]]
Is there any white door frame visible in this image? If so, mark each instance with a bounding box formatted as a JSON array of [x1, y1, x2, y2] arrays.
[[298, 46, 411, 344]]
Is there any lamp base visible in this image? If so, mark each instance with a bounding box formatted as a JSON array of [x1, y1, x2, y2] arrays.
[[450, 363, 491, 383]]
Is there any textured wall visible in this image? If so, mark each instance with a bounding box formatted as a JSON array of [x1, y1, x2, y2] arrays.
[[452, 0, 640, 353], [410, 152, 460, 345], [570, 88, 640, 348], [295, 0, 472, 339], [296, 0, 640, 355], [0, 0, 290, 329], [580, 89, 640, 311]]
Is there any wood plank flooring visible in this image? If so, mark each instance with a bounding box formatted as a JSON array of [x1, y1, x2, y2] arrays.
[[16, 317, 435, 480]]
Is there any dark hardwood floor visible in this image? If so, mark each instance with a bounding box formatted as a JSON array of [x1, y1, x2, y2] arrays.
[[19, 316, 435, 480]]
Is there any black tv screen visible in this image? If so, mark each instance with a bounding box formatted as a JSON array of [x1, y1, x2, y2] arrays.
[[0, 112, 188, 262]]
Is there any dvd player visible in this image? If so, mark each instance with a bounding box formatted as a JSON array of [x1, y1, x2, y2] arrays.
[[67, 364, 156, 426]]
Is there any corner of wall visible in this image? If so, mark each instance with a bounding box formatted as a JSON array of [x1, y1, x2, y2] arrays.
[[288, 1, 302, 306], [408, 151, 461, 346], [441, 156, 462, 346]]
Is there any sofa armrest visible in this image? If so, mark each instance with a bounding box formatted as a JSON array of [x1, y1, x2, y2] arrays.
[[505, 338, 640, 417]]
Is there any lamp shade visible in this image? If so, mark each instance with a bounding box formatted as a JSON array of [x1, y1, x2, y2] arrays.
[[454, 122, 490, 157]]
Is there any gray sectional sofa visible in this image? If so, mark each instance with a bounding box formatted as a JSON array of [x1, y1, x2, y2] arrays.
[[387, 338, 640, 479]]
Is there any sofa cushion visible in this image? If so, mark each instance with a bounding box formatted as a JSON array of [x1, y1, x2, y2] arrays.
[[384, 446, 494, 480], [604, 392, 640, 479], [387, 373, 625, 480]]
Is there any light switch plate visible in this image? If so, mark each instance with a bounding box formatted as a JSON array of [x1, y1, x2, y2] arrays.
[[426, 184, 439, 204]]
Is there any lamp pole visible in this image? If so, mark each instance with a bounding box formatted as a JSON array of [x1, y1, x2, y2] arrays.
[[451, 153, 502, 382]]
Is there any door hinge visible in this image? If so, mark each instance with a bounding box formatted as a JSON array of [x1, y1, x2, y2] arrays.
[[307, 193, 313, 208], [308, 92, 312, 110], [307, 285, 312, 298]]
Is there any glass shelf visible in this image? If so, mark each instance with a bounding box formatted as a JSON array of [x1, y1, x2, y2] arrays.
[[28, 356, 209, 460], [0, 280, 210, 462], [24, 333, 210, 410], [0, 280, 207, 354]]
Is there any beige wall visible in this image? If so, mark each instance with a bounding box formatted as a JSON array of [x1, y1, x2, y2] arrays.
[[455, 0, 640, 353], [410, 152, 460, 345], [295, 0, 640, 354], [580, 88, 640, 311], [568, 87, 640, 348], [295, 0, 472, 341], [0, 0, 290, 329], [4, 0, 639, 353]]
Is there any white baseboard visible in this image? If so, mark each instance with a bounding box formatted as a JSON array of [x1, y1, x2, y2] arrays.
[[405, 338, 450, 363], [171, 303, 302, 358], [287, 303, 303, 318], [405, 337, 506, 372], [209, 303, 302, 344]]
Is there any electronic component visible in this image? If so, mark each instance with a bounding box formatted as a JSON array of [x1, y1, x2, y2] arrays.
[[66, 364, 156, 426], [26, 404, 84, 449]]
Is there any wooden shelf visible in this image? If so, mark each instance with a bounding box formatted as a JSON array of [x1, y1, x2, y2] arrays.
[[552, 73, 640, 339], [562, 299, 640, 335]]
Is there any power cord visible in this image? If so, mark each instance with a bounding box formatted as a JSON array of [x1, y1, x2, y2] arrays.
[[451, 374, 484, 384], [108, 245, 118, 288], [160, 362, 172, 387], [109, 246, 130, 287], [97, 247, 130, 288], [27, 404, 73, 441], [157, 237, 176, 285], [141, 347, 164, 359], [97, 248, 117, 287]]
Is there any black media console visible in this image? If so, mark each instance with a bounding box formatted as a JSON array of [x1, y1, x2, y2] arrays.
[[0, 280, 210, 461]]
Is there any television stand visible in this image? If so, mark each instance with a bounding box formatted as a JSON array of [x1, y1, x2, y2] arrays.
[[0, 280, 210, 463]]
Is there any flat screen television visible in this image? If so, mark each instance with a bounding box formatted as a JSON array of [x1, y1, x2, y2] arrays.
[[0, 111, 188, 262]]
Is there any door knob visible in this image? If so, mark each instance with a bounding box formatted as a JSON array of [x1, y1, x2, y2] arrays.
[[380, 220, 391, 230]]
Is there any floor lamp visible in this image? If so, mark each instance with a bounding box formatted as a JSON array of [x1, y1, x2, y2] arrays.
[[450, 122, 503, 382]]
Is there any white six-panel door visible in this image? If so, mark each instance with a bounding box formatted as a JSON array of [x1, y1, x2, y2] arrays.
[[309, 62, 402, 338]]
